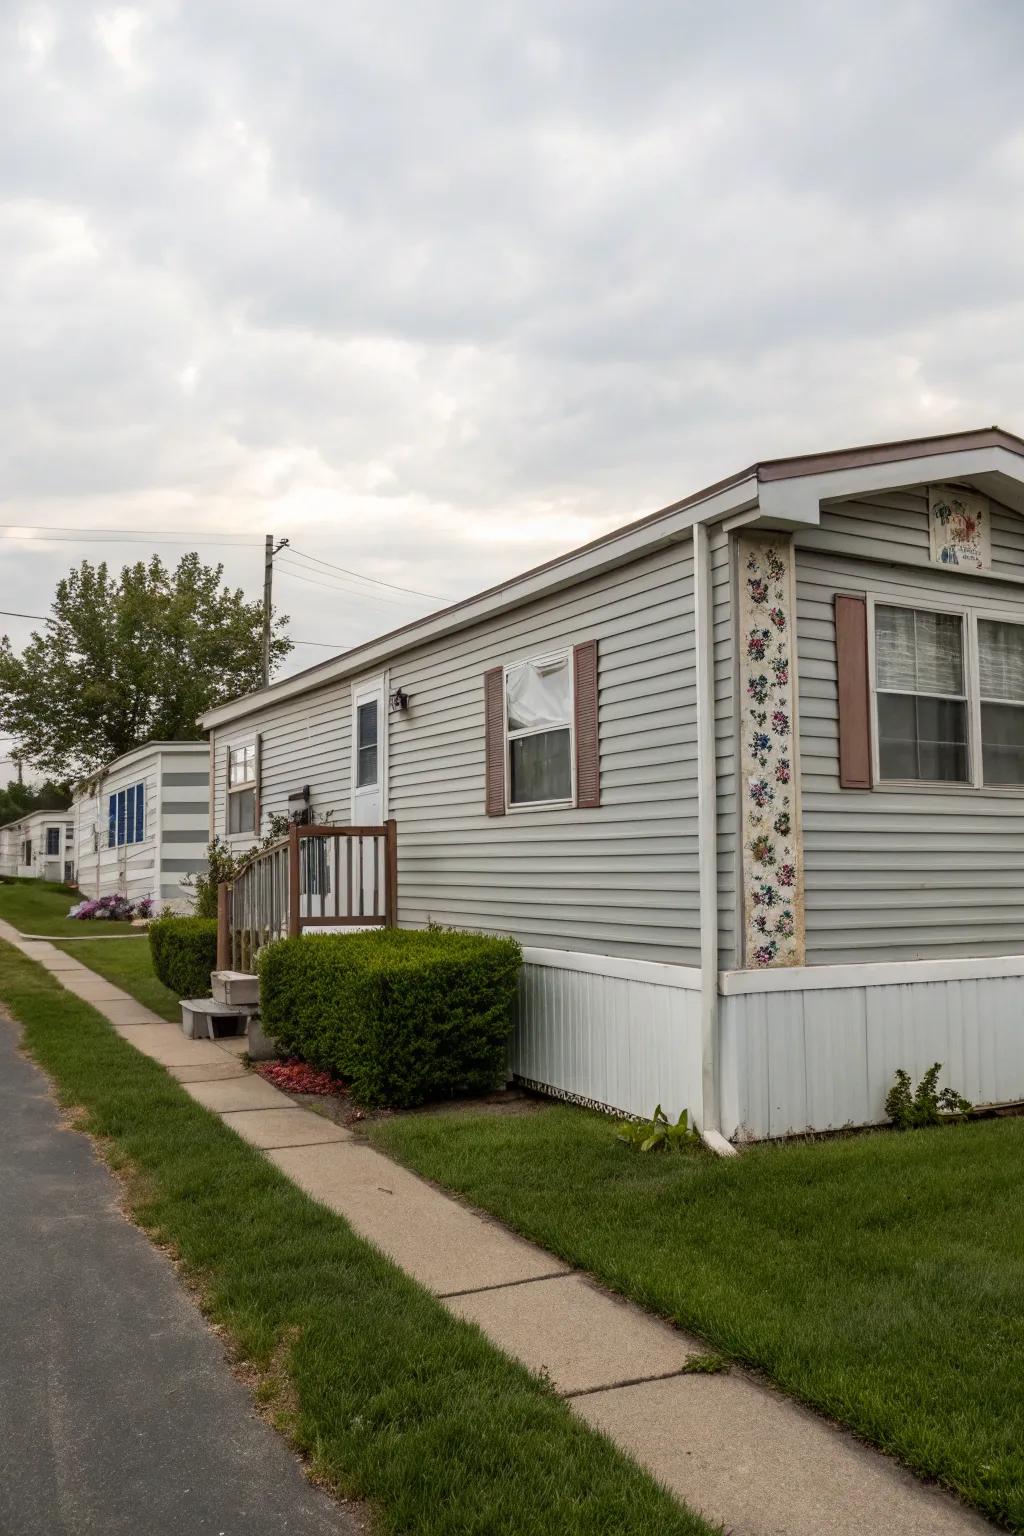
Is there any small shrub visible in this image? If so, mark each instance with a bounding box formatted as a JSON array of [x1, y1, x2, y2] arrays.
[[258, 929, 522, 1108], [148, 915, 218, 998], [615, 1104, 698, 1153], [184, 816, 295, 917], [885, 1063, 972, 1130]]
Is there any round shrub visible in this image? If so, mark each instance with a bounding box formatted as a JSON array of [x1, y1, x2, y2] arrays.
[[148, 915, 218, 998], [258, 928, 522, 1108]]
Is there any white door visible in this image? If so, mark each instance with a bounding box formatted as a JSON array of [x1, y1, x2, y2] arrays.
[[351, 676, 386, 918], [351, 676, 386, 825]]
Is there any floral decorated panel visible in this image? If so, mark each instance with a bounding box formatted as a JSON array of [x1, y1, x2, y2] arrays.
[[737, 534, 804, 967], [927, 484, 990, 571]]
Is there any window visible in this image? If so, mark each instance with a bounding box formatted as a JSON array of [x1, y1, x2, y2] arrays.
[[874, 605, 968, 783], [46, 827, 60, 856], [22, 839, 31, 865], [107, 782, 147, 847], [979, 619, 1024, 785], [356, 701, 378, 789], [506, 652, 573, 805], [228, 744, 257, 834]]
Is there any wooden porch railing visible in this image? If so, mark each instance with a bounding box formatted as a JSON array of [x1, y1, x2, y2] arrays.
[[217, 820, 397, 974]]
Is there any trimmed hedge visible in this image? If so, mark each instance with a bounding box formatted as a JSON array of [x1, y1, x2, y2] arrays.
[[259, 928, 522, 1108], [148, 916, 218, 998]]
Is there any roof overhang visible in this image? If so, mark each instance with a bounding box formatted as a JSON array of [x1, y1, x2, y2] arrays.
[[200, 425, 1024, 731], [72, 738, 210, 795]]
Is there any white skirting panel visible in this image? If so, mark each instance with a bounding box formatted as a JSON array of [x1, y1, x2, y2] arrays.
[[720, 974, 1024, 1140], [511, 949, 704, 1124]]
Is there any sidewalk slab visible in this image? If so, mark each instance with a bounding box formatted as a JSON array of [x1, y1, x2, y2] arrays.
[[184, 1075, 295, 1113], [116, 1026, 245, 1068], [99, 998, 169, 1026], [29, 951, 88, 972], [269, 1141, 569, 1295], [445, 1273, 699, 1396], [221, 1107, 351, 1149], [214, 1035, 249, 1057], [57, 974, 134, 1004], [574, 1372, 990, 1536], [168, 1061, 249, 1083]]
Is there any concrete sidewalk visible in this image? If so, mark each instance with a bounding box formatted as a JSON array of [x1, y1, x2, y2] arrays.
[[2, 922, 995, 1536]]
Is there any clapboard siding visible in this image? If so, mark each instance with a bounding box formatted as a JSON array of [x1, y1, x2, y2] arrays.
[[389, 542, 698, 963], [209, 541, 697, 963], [795, 525, 1024, 962], [812, 486, 1024, 583]]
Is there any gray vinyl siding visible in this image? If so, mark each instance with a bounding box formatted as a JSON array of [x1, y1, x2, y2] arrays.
[[711, 526, 739, 967], [796, 493, 1024, 963], [212, 688, 352, 846], [390, 542, 699, 963]]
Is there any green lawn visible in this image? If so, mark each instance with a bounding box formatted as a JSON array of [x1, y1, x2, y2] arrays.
[[0, 941, 713, 1536], [56, 935, 181, 1022], [370, 1102, 1024, 1531], [0, 878, 138, 937]]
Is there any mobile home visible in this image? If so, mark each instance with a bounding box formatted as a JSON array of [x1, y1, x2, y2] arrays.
[[200, 427, 1024, 1139], [72, 741, 210, 912], [0, 810, 74, 882]]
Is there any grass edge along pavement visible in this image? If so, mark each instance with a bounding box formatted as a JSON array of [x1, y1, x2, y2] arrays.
[[369, 1103, 1024, 1533], [0, 878, 139, 938], [0, 941, 716, 1536], [54, 935, 181, 1022]]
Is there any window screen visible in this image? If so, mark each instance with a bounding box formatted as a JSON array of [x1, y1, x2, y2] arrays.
[[357, 701, 378, 790], [875, 605, 968, 782], [506, 655, 572, 804], [979, 619, 1024, 785]]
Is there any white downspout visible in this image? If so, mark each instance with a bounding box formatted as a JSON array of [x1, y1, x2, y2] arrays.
[[694, 520, 737, 1157]]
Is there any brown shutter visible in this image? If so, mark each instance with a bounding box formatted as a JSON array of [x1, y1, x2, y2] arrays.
[[834, 594, 873, 789], [483, 667, 506, 816], [223, 744, 231, 834], [254, 732, 263, 836], [573, 639, 600, 808], [207, 733, 215, 842]]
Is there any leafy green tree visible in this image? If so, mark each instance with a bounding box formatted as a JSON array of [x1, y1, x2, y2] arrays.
[[0, 554, 291, 778], [0, 777, 72, 827]]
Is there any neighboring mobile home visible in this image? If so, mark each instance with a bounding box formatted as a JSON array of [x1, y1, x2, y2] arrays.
[[72, 741, 210, 912], [0, 810, 74, 882], [200, 427, 1024, 1139]]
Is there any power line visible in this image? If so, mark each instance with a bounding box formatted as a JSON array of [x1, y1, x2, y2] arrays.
[[0, 532, 263, 550], [0, 605, 343, 650], [0, 523, 258, 541], [274, 559, 425, 610], [286, 544, 449, 602]]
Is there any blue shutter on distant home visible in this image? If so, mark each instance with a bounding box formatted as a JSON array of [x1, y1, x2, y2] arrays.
[[125, 785, 135, 846], [116, 790, 126, 847], [108, 794, 117, 847], [134, 782, 144, 843]]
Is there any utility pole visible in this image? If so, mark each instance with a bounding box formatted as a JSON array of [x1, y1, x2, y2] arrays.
[[262, 534, 290, 687]]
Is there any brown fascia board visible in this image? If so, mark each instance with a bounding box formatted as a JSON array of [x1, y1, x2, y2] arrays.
[[202, 423, 1021, 725], [755, 425, 1024, 483]]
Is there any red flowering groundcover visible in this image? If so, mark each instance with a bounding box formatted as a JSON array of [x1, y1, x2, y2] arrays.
[[254, 1059, 347, 1097]]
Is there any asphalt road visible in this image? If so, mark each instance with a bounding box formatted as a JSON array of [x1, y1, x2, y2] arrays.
[[0, 1015, 361, 1536]]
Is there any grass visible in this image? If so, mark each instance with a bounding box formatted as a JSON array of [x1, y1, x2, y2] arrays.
[[0, 941, 714, 1536], [0, 877, 138, 937], [55, 935, 181, 1022], [370, 1102, 1024, 1531]]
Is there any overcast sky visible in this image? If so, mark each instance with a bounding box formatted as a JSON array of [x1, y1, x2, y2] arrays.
[[3, 1, 1024, 779]]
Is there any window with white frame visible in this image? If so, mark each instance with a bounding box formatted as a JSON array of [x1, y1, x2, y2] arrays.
[[46, 826, 60, 856], [978, 619, 1024, 785], [107, 782, 146, 847], [874, 604, 968, 783], [505, 651, 573, 805], [872, 602, 1024, 788], [228, 743, 257, 833]]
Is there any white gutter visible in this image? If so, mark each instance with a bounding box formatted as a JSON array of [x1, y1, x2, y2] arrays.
[[693, 521, 737, 1157]]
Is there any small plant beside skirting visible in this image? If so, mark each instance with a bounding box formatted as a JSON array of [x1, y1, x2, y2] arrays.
[[69, 894, 153, 922], [616, 1104, 698, 1153], [885, 1063, 972, 1131], [259, 928, 522, 1109], [148, 915, 218, 998]]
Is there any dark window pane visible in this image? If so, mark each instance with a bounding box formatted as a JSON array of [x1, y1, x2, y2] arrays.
[[228, 787, 256, 833], [46, 827, 60, 855], [877, 693, 968, 782], [982, 701, 1024, 785], [510, 728, 572, 804], [358, 701, 378, 749], [357, 742, 378, 789]]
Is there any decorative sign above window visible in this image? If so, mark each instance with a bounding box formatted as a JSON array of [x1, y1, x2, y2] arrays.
[[927, 484, 991, 572]]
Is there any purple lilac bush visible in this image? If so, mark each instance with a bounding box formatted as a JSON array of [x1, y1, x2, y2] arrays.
[[68, 894, 154, 921]]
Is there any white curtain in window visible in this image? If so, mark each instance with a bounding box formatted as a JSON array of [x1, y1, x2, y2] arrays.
[[979, 619, 1024, 702], [506, 657, 570, 732], [875, 606, 963, 696]]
